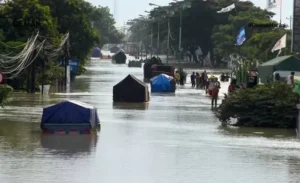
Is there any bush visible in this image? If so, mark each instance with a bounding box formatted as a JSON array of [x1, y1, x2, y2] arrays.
[[0, 84, 13, 107], [216, 82, 299, 128]]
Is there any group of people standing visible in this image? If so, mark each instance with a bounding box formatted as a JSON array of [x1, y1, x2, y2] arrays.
[[175, 70, 187, 86], [190, 71, 209, 89]]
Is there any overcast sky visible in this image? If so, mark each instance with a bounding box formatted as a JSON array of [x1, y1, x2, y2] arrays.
[[86, 0, 292, 28]]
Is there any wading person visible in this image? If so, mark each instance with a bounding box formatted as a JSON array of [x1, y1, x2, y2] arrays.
[[287, 71, 295, 88], [228, 78, 237, 93], [196, 73, 200, 88], [191, 72, 195, 87], [201, 71, 207, 89], [211, 78, 221, 109], [180, 71, 185, 86], [175, 71, 180, 85]]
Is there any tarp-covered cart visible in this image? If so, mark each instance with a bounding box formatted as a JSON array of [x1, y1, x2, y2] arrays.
[[91, 47, 102, 58], [41, 100, 100, 134], [143, 57, 163, 81], [112, 50, 126, 64], [113, 74, 149, 102], [150, 74, 176, 93]]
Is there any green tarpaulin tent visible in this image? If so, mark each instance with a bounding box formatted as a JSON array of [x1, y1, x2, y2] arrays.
[[293, 77, 300, 94], [257, 55, 300, 83]]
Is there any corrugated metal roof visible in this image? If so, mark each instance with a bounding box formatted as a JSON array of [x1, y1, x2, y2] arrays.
[[259, 55, 294, 66]]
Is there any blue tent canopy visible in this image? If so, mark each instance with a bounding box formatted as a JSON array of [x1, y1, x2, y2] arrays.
[[92, 47, 102, 58], [150, 74, 174, 92], [41, 100, 100, 131]]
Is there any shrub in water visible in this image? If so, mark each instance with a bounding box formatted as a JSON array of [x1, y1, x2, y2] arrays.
[[0, 84, 13, 107], [216, 82, 298, 128]]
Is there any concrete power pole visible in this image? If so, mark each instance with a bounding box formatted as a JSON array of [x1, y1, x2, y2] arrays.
[[113, 0, 117, 21]]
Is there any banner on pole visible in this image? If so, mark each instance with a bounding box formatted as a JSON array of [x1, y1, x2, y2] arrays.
[[266, 0, 280, 9]]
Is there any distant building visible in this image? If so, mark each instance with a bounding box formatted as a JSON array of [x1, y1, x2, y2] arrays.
[[123, 42, 138, 55], [110, 45, 120, 53]]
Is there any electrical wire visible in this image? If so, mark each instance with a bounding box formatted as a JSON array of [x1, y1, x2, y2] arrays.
[[0, 32, 69, 79]]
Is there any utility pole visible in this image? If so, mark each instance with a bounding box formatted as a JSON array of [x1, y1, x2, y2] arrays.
[[157, 22, 160, 57], [26, 65, 31, 93], [150, 27, 153, 58], [167, 17, 170, 65], [30, 48, 37, 93], [178, 5, 182, 66], [287, 15, 292, 30], [41, 45, 45, 95], [64, 37, 69, 91], [287, 16, 293, 53]]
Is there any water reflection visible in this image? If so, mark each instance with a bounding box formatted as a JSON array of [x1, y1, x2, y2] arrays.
[[112, 102, 149, 110], [218, 125, 296, 138], [70, 79, 90, 92], [150, 93, 176, 97], [41, 133, 98, 156], [287, 157, 300, 181], [0, 121, 41, 151]]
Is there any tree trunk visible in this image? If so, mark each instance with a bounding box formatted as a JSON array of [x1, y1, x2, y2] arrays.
[[30, 57, 36, 93]]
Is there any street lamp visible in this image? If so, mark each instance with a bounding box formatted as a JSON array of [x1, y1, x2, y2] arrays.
[[170, 0, 192, 66], [149, 3, 161, 57], [165, 10, 174, 65], [287, 16, 292, 30], [145, 11, 154, 58], [149, 4, 175, 64]]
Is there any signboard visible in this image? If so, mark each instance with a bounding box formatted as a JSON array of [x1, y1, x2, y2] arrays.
[[66, 65, 70, 93], [69, 59, 78, 73], [0, 72, 4, 84]]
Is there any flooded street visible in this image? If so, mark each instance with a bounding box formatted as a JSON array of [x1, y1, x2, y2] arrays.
[[1, 60, 300, 183]]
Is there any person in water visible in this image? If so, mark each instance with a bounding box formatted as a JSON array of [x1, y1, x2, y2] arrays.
[[211, 78, 221, 108], [180, 71, 185, 85], [220, 73, 225, 82], [287, 71, 295, 88], [175, 71, 180, 85], [228, 79, 237, 93], [191, 72, 195, 87], [196, 73, 201, 89]]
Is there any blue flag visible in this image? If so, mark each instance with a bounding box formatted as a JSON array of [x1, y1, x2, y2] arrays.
[[236, 27, 246, 46]]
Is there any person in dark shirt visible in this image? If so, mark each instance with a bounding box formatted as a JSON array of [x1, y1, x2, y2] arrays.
[[180, 71, 184, 85], [191, 72, 195, 87], [211, 78, 221, 108]]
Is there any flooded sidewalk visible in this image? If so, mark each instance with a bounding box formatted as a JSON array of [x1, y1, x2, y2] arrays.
[[0, 60, 300, 183]]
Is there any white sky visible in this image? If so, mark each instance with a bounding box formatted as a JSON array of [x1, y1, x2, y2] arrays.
[[86, 0, 292, 28]]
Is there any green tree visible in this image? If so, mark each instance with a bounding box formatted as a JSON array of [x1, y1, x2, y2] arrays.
[[0, 0, 59, 41], [211, 1, 289, 63], [128, 0, 290, 64], [0, 0, 60, 90], [39, 0, 99, 74], [89, 6, 124, 47]]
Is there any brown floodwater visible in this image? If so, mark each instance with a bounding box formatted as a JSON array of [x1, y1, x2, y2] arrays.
[[0, 60, 300, 183]]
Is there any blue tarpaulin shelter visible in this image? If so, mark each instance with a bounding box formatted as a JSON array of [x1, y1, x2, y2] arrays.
[[92, 47, 102, 58], [150, 74, 175, 92], [41, 100, 100, 131]]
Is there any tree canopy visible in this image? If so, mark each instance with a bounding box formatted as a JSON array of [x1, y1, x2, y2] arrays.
[[0, 0, 123, 90], [128, 0, 291, 64]]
